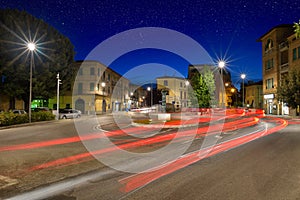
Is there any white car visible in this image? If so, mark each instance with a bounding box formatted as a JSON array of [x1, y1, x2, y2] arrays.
[[59, 109, 81, 119], [12, 110, 27, 114]]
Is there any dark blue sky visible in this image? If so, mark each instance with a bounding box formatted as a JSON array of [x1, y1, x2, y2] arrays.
[[1, 0, 299, 85]]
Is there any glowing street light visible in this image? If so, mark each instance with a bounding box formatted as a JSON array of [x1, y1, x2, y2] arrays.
[[28, 42, 36, 123], [27, 42, 36, 51], [241, 73, 246, 107], [101, 82, 106, 114], [56, 73, 61, 120], [218, 60, 226, 107], [147, 86, 153, 107]]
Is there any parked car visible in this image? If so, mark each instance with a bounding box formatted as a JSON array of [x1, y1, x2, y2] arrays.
[[33, 107, 50, 112], [12, 110, 27, 114], [59, 109, 81, 119]]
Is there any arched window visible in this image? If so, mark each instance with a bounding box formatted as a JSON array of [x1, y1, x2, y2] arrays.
[[265, 39, 273, 52]]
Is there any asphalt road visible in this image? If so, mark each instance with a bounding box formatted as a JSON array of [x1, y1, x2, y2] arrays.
[[37, 120, 300, 200], [123, 123, 300, 200], [1, 114, 299, 200]]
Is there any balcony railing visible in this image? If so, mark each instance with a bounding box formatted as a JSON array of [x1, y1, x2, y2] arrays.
[[280, 63, 289, 71], [279, 41, 289, 50]]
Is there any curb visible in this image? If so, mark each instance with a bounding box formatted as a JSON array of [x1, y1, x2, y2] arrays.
[[0, 120, 59, 130]]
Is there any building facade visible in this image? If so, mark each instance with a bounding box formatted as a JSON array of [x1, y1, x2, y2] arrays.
[[259, 24, 297, 115], [244, 81, 263, 109], [156, 76, 189, 109], [71, 60, 130, 114]]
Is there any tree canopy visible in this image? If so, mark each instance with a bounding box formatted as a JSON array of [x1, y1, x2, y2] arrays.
[[294, 19, 300, 38], [189, 66, 215, 108], [277, 67, 300, 109], [0, 9, 75, 109]]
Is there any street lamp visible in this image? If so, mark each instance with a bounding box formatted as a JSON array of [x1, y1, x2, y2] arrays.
[[101, 82, 106, 114], [27, 42, 36, 123], [241, 73, 246, 107], [218, 61, 225, 107], [147, 86, 152, 107], [56, 73, 61, 120]]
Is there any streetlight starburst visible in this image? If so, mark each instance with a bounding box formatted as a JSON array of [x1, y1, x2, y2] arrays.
[[27, 42, 36, 51], [1, 18, 54, 122]]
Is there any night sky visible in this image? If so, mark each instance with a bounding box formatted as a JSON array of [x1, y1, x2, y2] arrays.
[[1, 0, 299, 86]]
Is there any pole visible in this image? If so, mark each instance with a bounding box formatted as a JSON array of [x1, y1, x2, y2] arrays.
[[221, 68, 223, 107], [56, 73, 60, 120], [242, 79, 245, 107], [151, 83, 153, 107], [28, 52, 33, 123]]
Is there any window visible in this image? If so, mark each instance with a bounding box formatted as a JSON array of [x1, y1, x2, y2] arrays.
[[98, 68, 101, 76], [164, 80, 168, 86], [79, 68, 83, 76], [108, 74, 111, 81], [265, 59, 273, 70], [298, 47, 300, 59], [265, 39, 273, 52], [90, 67, 95, 75], [293, 48, 297, 61], [266, 78, 274, 89], [180, 91, 183, 99], [180, 82, 183, 87], [90, 83, 95, 91], [78, 83, 83, 94]]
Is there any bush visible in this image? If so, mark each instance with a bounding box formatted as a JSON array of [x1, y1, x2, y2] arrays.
[[0, 111, 55, 127], [31, 111, 55, 122]]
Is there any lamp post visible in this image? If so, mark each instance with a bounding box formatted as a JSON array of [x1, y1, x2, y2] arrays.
[[101, 82, 106, 114], [147, 86, 153, 107], [218, 61, 225, 107], [27, 42, 36, 123], [241, 73, 246, 107], [56, 73, 61, 120]]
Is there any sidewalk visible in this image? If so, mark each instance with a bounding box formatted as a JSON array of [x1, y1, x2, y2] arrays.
[[265, 114, 300, 120], [0, 119, 62, 130]]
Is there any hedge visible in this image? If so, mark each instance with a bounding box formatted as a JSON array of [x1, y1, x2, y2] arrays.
[[0, 111, 55, 127]]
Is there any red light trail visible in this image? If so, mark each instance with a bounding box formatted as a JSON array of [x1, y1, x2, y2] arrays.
[[28, 116, 259, 171], [119, 117, 288, 193]]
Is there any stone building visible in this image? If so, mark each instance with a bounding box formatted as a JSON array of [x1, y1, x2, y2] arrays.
[[258, 24, 299, 115]]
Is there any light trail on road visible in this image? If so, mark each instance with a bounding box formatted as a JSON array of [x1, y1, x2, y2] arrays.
[[0, 110, 247, 153], [119, 117, 288, 193], [28, 116, 259, 171]]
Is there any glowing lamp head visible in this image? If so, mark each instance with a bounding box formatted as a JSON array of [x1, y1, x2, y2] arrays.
[[27, 42, 36, 51], [218, 61, 225, 68], [101, 82, 106, 87], [241, 74, 246, 79], [147, 87, 151, 91]]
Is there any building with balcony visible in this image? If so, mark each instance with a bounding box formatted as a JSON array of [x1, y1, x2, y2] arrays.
[[258, 24, 297, 115]]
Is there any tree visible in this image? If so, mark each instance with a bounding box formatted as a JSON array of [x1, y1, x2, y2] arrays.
[[202, 65, 216, 106], [294, 19, 300, 39], [0, 9, 75, 110], [277, 67, 300, 111], [189, 72, 210, 108]]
